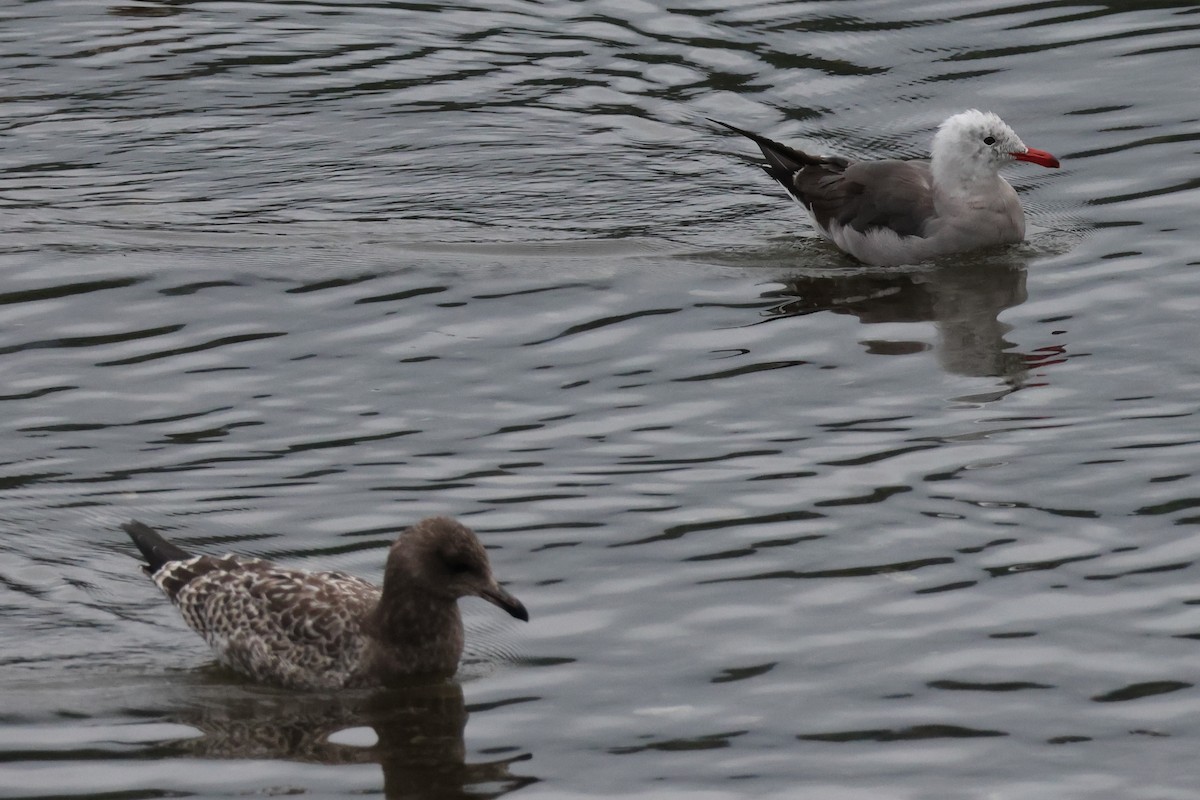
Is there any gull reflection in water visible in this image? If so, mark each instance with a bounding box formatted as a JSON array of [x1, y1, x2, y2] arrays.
[[165, 677, 535, 799], [762, 253, 1067, 400]]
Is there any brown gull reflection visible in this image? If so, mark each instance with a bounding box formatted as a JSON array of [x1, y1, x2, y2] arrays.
[[165, 679, 536, 799]]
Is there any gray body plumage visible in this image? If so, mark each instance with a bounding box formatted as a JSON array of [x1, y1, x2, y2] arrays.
[[124, 517, 527, 690], [715, 110, 1059, 266]]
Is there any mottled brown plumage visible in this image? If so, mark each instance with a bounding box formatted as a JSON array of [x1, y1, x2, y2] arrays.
[[124, 516, 528, 690]]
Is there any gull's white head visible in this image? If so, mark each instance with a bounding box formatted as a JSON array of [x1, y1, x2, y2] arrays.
[[931, 109, 1059, 186]]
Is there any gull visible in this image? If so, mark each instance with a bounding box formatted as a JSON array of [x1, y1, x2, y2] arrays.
[[715, 110, 1060, 266], [124, 516, 528, 690]]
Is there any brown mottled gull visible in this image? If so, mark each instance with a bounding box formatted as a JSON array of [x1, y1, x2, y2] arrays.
[[123, 516, 528, 690]]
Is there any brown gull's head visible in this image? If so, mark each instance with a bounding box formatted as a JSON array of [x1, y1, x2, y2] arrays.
[[385, 516, 529, 622]]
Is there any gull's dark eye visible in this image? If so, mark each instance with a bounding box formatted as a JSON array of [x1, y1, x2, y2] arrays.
[[983, 135, 996, 146], [444, 557, 472, 575]]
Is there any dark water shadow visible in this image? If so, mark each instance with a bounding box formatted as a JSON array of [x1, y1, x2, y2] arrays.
[[761, 251, 1051, 395], [158, 679, 537, 799]]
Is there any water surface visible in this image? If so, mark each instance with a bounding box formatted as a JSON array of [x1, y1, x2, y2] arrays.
[[2, 1, 1199, 798]]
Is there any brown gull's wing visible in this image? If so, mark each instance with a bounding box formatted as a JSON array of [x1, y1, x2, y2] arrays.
[[157, 556, 381, 688]]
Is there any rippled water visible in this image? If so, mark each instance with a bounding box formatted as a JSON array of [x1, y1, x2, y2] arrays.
[[2, 0, 1199, 798]]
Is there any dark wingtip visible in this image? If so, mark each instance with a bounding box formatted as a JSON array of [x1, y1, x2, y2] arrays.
[[709, 119, 827, 180], [123, 519, 192, 572], [708, 118, 753, 138]]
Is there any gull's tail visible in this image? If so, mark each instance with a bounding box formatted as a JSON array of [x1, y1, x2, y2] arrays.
[[710, 119, 848, 202], [122, 520, 192, 574]]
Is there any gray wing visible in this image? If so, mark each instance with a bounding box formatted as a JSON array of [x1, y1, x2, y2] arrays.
[[714, 121, 937, 239], [795, 159, 936, 238], [155, 556, 380, 689]]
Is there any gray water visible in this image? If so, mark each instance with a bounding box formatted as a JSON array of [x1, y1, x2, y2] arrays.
[[2, 0, 1199, 798]]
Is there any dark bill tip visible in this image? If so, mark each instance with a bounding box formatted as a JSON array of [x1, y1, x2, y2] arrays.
[[481, 585, 529, 622]]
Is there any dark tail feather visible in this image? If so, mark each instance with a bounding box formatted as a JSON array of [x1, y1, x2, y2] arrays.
[[710, 119, 848, 199], [709, 119, 821, 172], [123, 520, 192, 573]]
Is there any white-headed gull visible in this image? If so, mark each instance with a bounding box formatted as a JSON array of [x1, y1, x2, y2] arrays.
[[716, 110, 1060, 266], [124, 516, 528, 689]]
